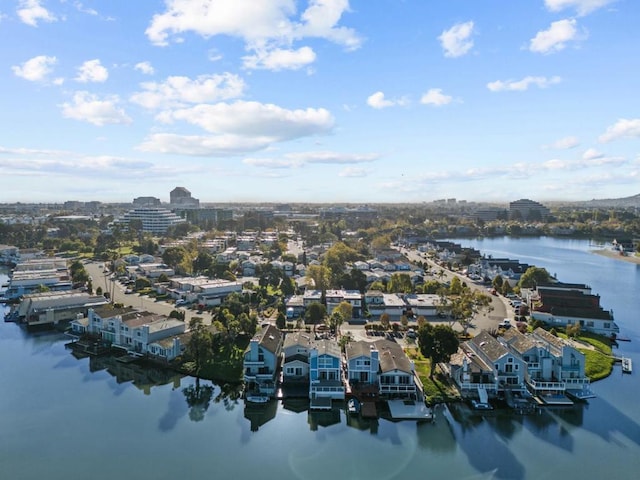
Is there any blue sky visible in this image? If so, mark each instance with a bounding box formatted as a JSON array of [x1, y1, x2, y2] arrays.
[[1, 0, 639, 204]]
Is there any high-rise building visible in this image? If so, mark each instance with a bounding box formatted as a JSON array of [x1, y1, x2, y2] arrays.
[[169, 187, 199, 209], [509, 199, 550, 221], [115, 207, 186, 234]]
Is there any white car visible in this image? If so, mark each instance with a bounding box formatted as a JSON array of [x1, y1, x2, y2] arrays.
[[498, 319, 512, 329]]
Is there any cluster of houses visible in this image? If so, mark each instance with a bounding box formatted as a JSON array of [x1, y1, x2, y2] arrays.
[[245, 320, 594, 413], [448, 326, 593, 405], [69, 306, 191, 361], [243, 324, 423, 412]]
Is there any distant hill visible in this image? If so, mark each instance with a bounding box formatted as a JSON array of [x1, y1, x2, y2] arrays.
[[585, 193, 640, 208]]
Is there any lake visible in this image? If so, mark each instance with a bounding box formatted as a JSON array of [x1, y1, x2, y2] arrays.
[[1, 237, 639, 480]]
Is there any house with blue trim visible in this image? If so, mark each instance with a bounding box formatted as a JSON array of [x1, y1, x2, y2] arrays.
[[309, 339, 344, 408], [243, 324, 283, 397]]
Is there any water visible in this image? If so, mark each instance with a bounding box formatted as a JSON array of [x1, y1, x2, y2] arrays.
[[1, 237, 639, 480]]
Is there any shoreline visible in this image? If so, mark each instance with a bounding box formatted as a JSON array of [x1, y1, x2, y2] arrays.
[[591, 248, 640, 265]]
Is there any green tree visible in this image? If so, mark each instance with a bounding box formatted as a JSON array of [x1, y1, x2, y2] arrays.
[[135, 277, 151, 290], [387, 273, 413, 293], [518, 266, 552, 289], [305, 302, 326, 332], [492, 275, 504, 290], [380, 312, 390, 330], [417, 323, 459, 377], [162, 246, 188, 272], [306, 264, 331, 292], [334, 301, 353, 324], [449, 276, 463, 295], [186, 318, 213, 378], [327, 310, 344, 335]]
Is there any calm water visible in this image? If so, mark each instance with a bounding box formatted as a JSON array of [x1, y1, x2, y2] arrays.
[[1, 237, 639, 480]]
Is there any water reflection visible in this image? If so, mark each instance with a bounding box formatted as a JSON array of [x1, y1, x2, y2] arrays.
[[446, 403, 526, 480], [244, 398, 278, 431], [183, 380, 215, 422]]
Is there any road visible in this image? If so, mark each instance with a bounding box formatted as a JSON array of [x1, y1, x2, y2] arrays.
[[84, 261, 205, 325], [398, 247, 514, 333]]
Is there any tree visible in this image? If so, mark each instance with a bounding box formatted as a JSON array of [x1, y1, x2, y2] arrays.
[[492, 275, 504, 290], [335, 301, 353, 323], [387, 273, 413, 293], [327, 310, 344, 335], [135, 276, 151, 290], [417, 323, 459, 377], [305, 265, 331, 292], [186, 318, 213, 378], [518, 267, 552, 289], [305, 302, 326, 332], [447, 289, 493, 336], [380, 312, 390, 330]]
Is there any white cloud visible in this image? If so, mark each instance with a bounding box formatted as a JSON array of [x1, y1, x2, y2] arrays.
[[583, 148, 604, 159], [75, 59, 109, 83], [61, 91, 132, 126], [599, 118, 640, 142], [544, 0, 616, 16], [11, 55, 57, 82], [243, 46, 316, 71], [130, 73, 245, 109], [243, 151, 378, 169], [545, 136, 580, 149], [74, 1, 98, 16], [145, 0, 361, 69], [137, 133, 271, 156], [487, 75, 562, 92], [420, 88, 453, 106], [338, 167, 367, 177], [366, 91, 407, 109], [529, 19, 581, 54], [134, 61, 155, 75], [438, 21, 474, 58], [17, 0, 58, 27], [164, 101, 334, 140]]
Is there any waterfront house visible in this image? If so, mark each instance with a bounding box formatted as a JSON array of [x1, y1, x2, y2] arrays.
[[17, 290, 108, 328], [309, 338, 345, 407], [375, 339, 418, 399], [465, 330, 527, 394], [527, 284, 619, 336], [345, 340, 379, 389], [281, 331, 315, 383], [501, 327, 592, 398], [243, 324, 284, 397]]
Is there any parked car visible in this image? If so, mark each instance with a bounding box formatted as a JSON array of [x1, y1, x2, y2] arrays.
[[406, 328, 417, 339], [498, 319, 512, 329]]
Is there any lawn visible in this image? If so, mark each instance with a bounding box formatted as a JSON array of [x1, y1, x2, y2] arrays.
[[405, 347, 461, 404]]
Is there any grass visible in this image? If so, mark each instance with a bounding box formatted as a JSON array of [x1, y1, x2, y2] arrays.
[[405, 347, 461, 404], [557, 330, 614, 380], [582, 349, 614, 381]]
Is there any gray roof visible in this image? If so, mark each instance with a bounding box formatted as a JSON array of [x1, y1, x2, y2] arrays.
[[374, 339, 412, 374], [283, 331, 314, 349], [346, 340, 376, 361], [469, 330, 509, 363], [501, 328, 536, 354], [313, 338, 341, 358], [252, 324, 283, 354]]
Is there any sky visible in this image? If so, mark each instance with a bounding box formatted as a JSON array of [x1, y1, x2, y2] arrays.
[[1, 0, 639, 205]]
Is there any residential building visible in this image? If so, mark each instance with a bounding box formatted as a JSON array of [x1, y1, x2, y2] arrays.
[[375, 339, 418, 399], [527, 284, 619, 335], [243, 325, 284, 397], [345, 341, 379, 388], [281, 331, 315, 383], [16, 290, 108, 327], [501, 327, 592, 398], [309, 339, 345, 405]]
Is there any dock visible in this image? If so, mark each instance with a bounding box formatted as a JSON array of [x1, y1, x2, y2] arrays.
[[622, 357, 633, 374]]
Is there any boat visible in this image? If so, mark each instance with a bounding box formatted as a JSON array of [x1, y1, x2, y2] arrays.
[[246, 393, 270, 403], [622, 357, 633, 374], [347, 397, 361, 414], [471, 399, 493, 410]]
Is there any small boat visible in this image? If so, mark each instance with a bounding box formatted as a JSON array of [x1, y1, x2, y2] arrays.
[[471, 399, 493, 411], [348, 397, 361, 414], [622, 357, 633, 374], [246, 393, 270, 403]]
